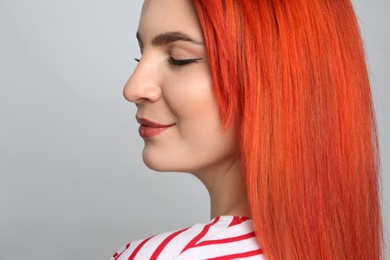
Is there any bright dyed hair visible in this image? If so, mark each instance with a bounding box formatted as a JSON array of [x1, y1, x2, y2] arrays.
[[192, 0, 383, 259]]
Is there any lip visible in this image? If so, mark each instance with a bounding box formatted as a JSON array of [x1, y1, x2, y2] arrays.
[[136, 117, 175, 138]]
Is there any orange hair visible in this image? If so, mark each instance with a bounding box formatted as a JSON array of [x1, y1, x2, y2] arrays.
[[193, 0, 383, 259]]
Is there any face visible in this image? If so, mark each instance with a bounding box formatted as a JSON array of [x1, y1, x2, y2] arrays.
[[124, 0, 238, 176]]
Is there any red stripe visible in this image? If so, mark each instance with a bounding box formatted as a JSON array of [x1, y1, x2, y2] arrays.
[[228, 216, 250, 227], [180, 217, 220, 253], [150, 227, 190, 260], [195, 231, 256, 247], [206, 249, 263, 260], [113, 243, 131, 260], [128, 236, 153, 260]]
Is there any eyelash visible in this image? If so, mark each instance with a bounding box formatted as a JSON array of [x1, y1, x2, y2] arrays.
[[134, 58, 202, 66], [169, 58, 202, 66]]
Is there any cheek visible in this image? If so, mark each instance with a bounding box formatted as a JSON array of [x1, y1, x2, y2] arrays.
[[164, 75, 217, 121], [142, 68, 238, 173], [164, 70, 225, 151]]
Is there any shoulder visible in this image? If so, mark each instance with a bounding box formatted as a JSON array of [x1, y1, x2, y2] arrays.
[[111, 216, 264, 260]]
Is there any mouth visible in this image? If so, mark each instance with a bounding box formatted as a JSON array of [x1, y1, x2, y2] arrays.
[[136, 117, 175, 138]]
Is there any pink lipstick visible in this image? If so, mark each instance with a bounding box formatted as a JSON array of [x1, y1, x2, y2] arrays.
[[136, 117, 174, 138]]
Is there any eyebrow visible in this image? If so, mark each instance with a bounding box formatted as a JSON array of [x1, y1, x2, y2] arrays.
[[136, 31, 203, 46]]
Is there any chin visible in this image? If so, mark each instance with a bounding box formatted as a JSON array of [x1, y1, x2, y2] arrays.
[[142, 151, 197, 173], [142, 152, 175, 172]]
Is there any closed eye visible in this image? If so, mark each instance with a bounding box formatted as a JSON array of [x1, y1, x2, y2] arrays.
[[134, 57, 202, 66], [169, 57, 202, 66]]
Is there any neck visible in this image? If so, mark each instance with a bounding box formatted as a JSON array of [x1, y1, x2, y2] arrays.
[[195, 159, 251, 219]]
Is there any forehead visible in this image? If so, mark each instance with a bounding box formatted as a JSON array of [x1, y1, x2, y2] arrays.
[[138, 0, 203, 41]]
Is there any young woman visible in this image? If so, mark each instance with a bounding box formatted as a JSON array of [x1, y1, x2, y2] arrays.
[[112, 0, 383, 259]]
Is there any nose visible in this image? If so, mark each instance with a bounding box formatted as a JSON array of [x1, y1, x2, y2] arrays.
[[123, 58, 162, 104]]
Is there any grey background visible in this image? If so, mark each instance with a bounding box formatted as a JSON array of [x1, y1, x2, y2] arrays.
[[0, 0, 388, 259]]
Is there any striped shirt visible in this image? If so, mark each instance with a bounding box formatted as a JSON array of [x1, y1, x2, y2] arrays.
[[111, 216, 263, 260]]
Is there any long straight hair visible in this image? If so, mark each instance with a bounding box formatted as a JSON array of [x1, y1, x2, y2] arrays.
[[193, 0, 382, 259]]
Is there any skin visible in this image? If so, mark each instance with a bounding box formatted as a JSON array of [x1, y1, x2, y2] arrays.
[[123, 0, 250, 219]]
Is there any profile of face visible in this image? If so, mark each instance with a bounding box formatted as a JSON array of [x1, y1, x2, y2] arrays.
[[123, 0, 238, 177]]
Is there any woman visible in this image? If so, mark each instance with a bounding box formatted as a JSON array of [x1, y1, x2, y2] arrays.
[[112, 0, 383, 259]]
